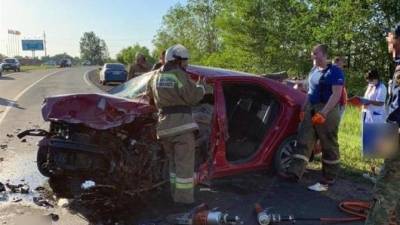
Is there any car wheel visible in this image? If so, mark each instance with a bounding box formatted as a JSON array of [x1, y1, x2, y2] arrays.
[[17, 68, 21, 72], [37, 146, 52, 177], [48, 176, 83, 198], [273, 135, 297, 173]]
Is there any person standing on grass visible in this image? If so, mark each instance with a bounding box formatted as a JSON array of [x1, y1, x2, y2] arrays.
[[365, 23, 400, 225], [361, 69, 387, 124], [280, 44, 344, 192], [332, 56, 348, 120]]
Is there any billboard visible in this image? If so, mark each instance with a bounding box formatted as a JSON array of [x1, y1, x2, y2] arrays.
[[21, 40, 44, 51]]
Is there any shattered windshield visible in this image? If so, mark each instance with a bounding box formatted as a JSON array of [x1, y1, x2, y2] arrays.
[[108, 71, 153, 100]]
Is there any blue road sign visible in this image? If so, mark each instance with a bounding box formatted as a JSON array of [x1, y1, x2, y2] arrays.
[[21, 40, 44, 51]]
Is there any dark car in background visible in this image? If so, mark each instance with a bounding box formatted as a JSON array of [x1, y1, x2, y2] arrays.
[[59, 59, 72, 68], [1, 58, 21, 72], [99, 63, 128, 85]]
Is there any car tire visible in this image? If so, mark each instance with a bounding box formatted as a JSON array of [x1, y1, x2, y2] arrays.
[[48, 176, 83, 198], [273, 135, 297, 173], [37, 146, 52, 177]]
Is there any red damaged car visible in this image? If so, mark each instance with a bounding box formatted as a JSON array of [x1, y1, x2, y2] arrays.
[[19, 65, 306, 195]]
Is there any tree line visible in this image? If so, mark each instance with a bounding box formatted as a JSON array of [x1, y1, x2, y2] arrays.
[[152, 0, 400, 95]]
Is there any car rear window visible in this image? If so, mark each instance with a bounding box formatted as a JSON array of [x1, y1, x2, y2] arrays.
[[106, 64, 125, 70], [4, 59, 16, 63]]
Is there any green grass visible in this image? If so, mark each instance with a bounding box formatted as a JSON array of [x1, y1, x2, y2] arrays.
[[2, 65, 56, 74], [20, 65, 56, 72], [310, 106, 383, 180]]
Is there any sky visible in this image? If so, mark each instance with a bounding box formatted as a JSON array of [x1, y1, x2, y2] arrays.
[[0, 0, 186, 58]]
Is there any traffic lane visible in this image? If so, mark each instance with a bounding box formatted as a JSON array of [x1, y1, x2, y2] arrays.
[[0, 67, 99, 225], [0, 68, 62, 115], [0, 67, 100, 186]]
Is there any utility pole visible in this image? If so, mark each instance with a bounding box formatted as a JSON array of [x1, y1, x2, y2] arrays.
[[43, 31, 47, 57]]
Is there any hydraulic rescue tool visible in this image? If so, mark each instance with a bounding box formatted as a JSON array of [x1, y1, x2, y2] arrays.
[[255, 201, 370, 224], [255, 203, 295, 224], [167, 203, 243, 225]]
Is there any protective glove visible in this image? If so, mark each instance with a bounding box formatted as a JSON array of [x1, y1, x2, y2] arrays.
[[299, 111, 305, 121], [196, 76, 213, 94], [312, 112, 326, 125], [347, 96, 361, 106]]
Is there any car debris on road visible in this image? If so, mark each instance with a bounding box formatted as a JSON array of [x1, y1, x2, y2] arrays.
[[5, 182, 30, 194]]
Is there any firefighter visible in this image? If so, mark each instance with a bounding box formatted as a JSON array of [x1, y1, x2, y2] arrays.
[[148, 44, 206, 204], [365, 23, 400, 225], [281, 44, 344, 191]]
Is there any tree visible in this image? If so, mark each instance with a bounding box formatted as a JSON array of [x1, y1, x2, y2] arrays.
[[80, 32, 109, 65], [152, 0, 221, 64], [116, 44, 154, 65], [153, 0, 400, 88]]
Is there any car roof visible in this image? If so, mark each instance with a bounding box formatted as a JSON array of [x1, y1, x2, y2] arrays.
[[186, 65, 305, 105], [187, 65, 256, 78], [105, 63, 124, 66]]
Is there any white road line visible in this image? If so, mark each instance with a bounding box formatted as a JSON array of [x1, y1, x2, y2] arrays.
[[0, 70, 62, 125], [1, 71, 22, 77], [83, 69, 104, 92]]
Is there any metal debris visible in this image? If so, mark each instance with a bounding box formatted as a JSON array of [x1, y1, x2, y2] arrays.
[[5, 183, 30, 194], [20, 184, 30, 193], [0, 182, 5, 192], [11, 197, 22, 203], [0, 144, 7, 150], [35, 186, 46, 192], [21, 139, 27, 143], [45, 213, 59, 222], [33, 196, 54, 208], [6, 134, 13, 138]]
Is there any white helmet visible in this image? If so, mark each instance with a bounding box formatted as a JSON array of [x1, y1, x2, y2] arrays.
[[165, 44, 189, 62]]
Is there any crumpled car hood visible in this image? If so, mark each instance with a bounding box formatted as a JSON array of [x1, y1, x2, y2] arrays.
[[42, 93, 155, 130]]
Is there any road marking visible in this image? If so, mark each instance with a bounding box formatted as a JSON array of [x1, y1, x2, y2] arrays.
[[0, 70, 62, 125], [83, 69, 104, 92], [1, 71, 22, 77]]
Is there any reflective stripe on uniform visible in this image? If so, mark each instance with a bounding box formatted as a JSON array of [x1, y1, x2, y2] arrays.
[[170, 173, 176, 183], [176, 177, 194, 189], [292, 154, 309, 162], [322, 159, 340, 165], [157, 122, 198, 137]]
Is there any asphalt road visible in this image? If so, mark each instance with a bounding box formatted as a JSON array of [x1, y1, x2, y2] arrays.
[[0, 67, 371, 225], [0, 67, 101, 225]]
